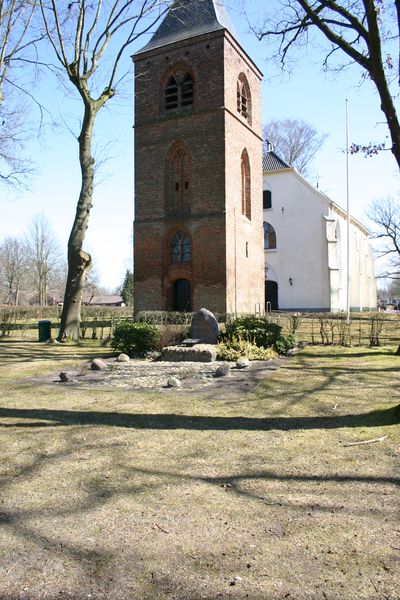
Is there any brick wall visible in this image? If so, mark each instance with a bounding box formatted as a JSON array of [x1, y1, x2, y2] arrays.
[[134, 28, 264, 315]]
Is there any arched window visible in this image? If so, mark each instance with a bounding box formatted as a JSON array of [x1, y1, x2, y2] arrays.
[[165, 76, 178, 110], [171, 230, 191, 263], [241, 149, 251, 219], [264, 222, 276, 250], [237, 74, 251, 123], [180, 74, 193, 106], [165, 72, 193, 111], [167, 145, 191, 214]]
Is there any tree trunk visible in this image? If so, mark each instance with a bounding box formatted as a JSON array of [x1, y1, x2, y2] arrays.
[[58, 102, 96, 341]]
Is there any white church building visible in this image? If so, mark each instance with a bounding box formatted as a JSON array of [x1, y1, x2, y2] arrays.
[[263, 151, 377, 312]]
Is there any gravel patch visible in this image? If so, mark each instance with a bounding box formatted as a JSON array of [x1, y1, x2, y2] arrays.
[[26, 356, 286, 397]]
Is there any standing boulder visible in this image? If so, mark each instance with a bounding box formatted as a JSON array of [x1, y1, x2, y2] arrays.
[[190, 308, 219, 344]]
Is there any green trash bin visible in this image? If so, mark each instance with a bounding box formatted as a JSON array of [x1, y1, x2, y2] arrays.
[[38, 320, 52, 342]]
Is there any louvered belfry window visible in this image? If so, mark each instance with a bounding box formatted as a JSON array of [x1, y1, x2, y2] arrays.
[[165, 72, 193, 111], [165, 76, 178, 110], [236, 74, 251, 123], [180, 74, 193, 106]]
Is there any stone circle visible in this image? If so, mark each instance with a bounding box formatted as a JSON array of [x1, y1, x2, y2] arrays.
[[236, 357, 250, 369], [214, 364, 231, 377], [91, 358, 108, 371]]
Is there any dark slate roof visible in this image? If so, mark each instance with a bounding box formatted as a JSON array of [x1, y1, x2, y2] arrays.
[[136, 0, 237, 55], [262, 151, 292, 172]]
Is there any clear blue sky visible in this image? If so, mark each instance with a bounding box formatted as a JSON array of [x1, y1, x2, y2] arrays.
[[2, 0, 399, 289]]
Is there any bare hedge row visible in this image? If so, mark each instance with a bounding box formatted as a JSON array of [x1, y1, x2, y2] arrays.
[[1, 306, 399, 347]]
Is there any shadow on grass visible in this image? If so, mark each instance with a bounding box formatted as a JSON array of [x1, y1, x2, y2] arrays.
[[0, 339, 114, 364], [298, 348, 397, 360], [0, 404, 398, 431]]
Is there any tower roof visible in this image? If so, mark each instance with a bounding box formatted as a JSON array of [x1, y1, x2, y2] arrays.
[[262, 151, 292, 172], [136, 0, 238, 55]]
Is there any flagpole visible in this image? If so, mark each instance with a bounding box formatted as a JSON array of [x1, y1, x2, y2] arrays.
[[345, 99, 351, 324]]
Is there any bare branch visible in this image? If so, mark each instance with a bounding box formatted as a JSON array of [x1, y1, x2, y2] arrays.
[[254, 0, 400, 172], [264, 118, 327, 176]]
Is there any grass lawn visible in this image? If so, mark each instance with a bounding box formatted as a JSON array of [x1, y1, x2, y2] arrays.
[[0, 340, 399, 599]]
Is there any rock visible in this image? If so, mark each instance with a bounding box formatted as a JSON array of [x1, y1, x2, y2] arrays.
[[59, 371, 69, 382], [214, 364, 231, 377], [160, 344, 216, 362], [91, 358, 108, 371], [117, 353, 130, 362], [236, 357, 250, 369], [167, 376, 182, 388], [190, 308, 219, 344]]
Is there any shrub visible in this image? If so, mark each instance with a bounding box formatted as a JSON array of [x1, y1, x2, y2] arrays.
[[219, 316, 297, 356], [220, 316, 283, 348], [216, 339, 276, 361], [136, 311, 193, 325], [273, 333, 297, 355], [111, 321, 160, 357], [158, 325, 189, 348]]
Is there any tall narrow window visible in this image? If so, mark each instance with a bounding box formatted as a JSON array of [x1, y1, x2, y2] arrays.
[[241, 149, 251, 220], [264, 222, 277, 250], [237, 74, 251, 123], [171, 231, 191, 263], [180, 74, 193, 106], [263, 190, 272, 209], [169, 147, 191, 214], [165, 76, 178, 110]]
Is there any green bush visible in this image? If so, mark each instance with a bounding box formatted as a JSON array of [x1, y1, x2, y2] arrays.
[[111, 321, 160, 357], [220, 316, 297, 355], [220, 316, 283, 348], [216, 339, 276, 361], [273, 333, 297, 355]]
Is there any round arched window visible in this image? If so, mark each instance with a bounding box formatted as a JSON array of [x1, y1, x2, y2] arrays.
[[264, 222, 277, 249]]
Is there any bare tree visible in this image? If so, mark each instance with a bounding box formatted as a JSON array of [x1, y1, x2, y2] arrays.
[[0, 236, 28, 304], [0, 1, 38, 187], [366, 197, 400, 279], [263, 118, 327, 175], [38, 0, 168, 340], [25, 214, 64, 306], [0, 0, 37, 101], [254, 0, 400, 172], [84, 266, 101, 304], [0, 93, 35, 186]]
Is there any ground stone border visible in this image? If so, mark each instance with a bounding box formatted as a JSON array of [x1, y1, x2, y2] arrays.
[[31, 355, 286, 395]]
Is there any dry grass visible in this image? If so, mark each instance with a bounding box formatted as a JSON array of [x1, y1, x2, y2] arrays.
[[0, 339, 399, 599]]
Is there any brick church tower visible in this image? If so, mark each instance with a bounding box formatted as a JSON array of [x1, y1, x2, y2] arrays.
[[133, 0, 264, 315]]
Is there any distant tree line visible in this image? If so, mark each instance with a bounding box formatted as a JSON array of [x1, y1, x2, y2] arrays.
[[0, 213, 66, 306]]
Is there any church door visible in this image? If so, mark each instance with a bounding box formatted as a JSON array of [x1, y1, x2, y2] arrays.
[[265, 281, 278, 311], [173, 279, 192, 312]]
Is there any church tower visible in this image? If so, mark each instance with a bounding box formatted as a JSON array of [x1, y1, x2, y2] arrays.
[[133, 0, 264, 315]]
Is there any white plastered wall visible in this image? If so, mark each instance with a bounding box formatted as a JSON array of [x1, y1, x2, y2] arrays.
[[263, 168, 377, 311]]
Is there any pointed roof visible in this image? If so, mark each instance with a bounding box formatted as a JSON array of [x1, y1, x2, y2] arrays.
[[136, 0, 238, 55], [262, 151, 292, 172]]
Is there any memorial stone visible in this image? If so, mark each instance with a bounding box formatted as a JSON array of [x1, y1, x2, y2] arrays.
[[190, 308, 219, 344]]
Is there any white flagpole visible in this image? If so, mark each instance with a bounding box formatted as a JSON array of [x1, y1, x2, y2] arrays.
[[346, 99, 351, 324]]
